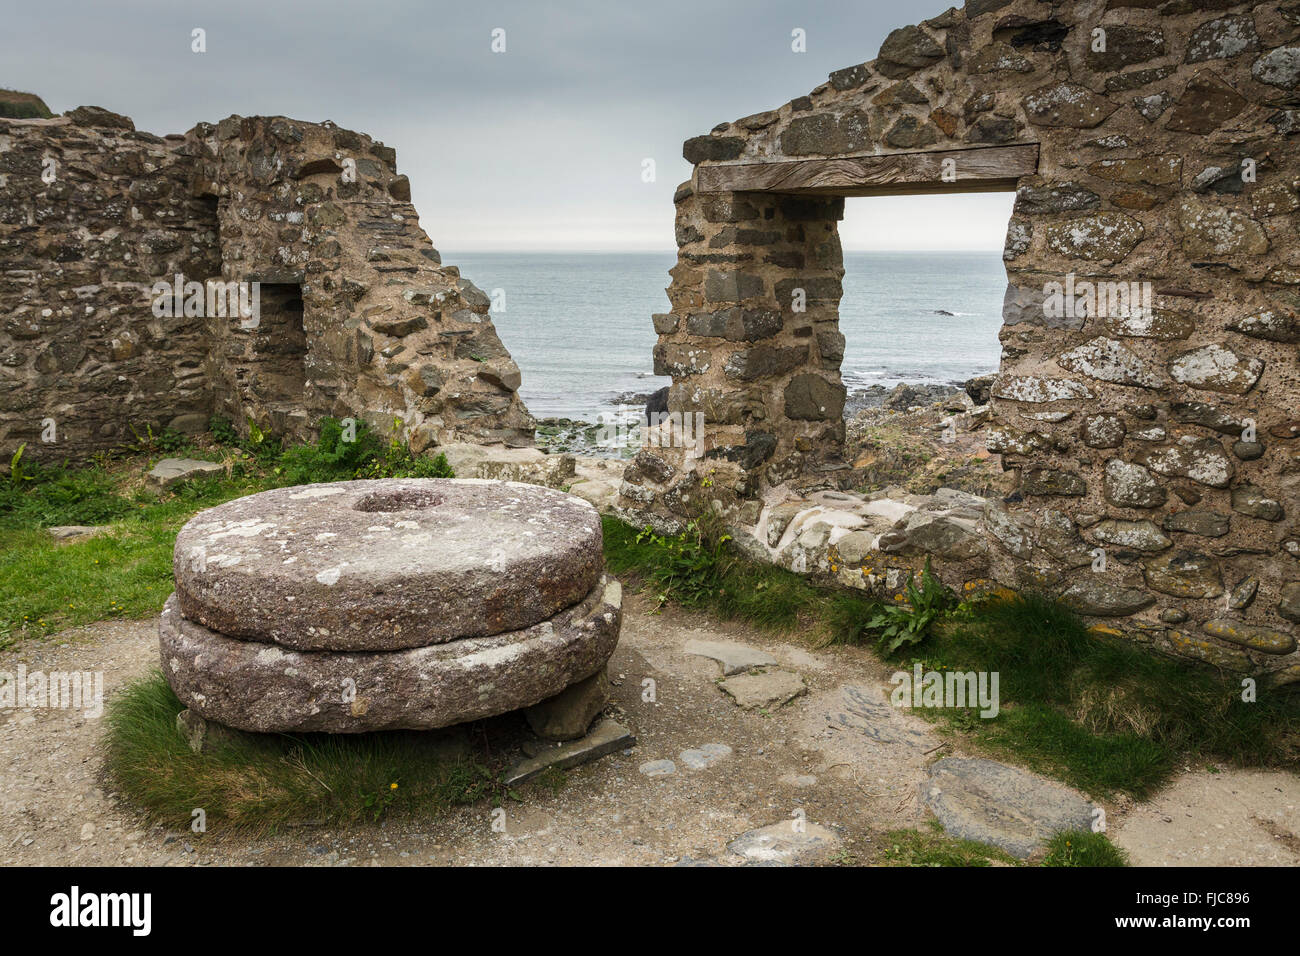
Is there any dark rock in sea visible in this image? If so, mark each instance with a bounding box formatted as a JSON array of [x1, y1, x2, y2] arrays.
[[934, 309, 955, 316], [606, 390, 654, 406], [644, 385, 670, 424]]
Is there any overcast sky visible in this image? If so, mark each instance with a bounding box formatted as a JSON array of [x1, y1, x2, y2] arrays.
[[8, 0, 1014, 251]]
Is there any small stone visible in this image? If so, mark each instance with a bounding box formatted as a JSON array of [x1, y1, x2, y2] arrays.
[[1163, 511, 1230, 537], [1090, 519, 1171, 552], [1021, 469, 1086, 497], [1023, 83, 1117, 128], [1166, 70, 1248, 133], [1169, 344, 1264, 395], [1227, 309, 1300, 344], [1061, 579, 1155, 616], [1231, 486, 1284, 521], [1186, 15, 1259, 64], [1278, 584, 1300, 624], [1203, 619, 1296, 655], [1175, 199, 1268, 258], [1143, 552, 1223, 599], [1058, 337, 1162, 388], [1252, 46, 1300, 89], [1044, 214, 1144, 261], [1170, 401, 1242, 435], [876, 25, 945, 77], [1081, 414, 1126, 449], [1104, 460, 1166, 509], [1139, 437, 1234, 488], [1160, 608, 1188, 624], [1228, 577, 1259, 611], [639, 759, 676, 777]]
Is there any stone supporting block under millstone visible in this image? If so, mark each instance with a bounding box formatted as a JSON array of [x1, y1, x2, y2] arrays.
[[173, 478, 603, 652], [524, 667, 611, 741], [175, 708, 257, 754], [159, 578, 623, 734]]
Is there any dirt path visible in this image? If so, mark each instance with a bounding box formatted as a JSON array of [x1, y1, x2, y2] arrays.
[[2, 594, 1297, 866]]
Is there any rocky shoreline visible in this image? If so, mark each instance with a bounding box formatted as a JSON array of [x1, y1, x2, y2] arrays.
[[537, 375, 998, 460]]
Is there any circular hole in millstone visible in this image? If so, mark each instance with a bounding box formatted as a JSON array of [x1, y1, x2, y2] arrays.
[[353, 489, 444, 513]]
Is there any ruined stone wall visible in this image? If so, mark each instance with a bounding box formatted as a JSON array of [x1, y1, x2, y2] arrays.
[[0, 107, 532, 461], [621, 0, 1300, 680], [0, 107, 220, 458]]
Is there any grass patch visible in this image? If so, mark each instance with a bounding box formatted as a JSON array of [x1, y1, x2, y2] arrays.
[[105, 671, 497, 834], [603, 514, 1300, 801], [877, 823, 1019, 867], [601, 514, 876, 639], [878, 822, 1127, 867], [1041, 830, 1129, 867], [0, 417, 454, 647], [0, 88, 53, 119], [904, 591, 1300, 799]]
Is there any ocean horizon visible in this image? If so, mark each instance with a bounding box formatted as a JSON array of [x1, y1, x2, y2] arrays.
[[447, 250, 1008, 424]]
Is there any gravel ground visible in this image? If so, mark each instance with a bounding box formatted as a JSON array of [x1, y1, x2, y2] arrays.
[[1, 593, 1296, 867]]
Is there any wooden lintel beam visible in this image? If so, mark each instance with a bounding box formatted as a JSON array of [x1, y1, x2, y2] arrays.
[[695, 144, 1040, 197]]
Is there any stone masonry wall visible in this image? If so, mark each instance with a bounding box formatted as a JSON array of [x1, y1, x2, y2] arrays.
[[0, 106, 532, 461], [620, 0, 1300, 681]]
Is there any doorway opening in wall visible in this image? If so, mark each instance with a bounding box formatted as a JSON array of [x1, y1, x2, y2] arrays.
[[838, 190, 1016, 498], [247, 282, 307, 420]]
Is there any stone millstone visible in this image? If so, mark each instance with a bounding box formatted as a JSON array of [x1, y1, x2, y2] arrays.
[[173, 478, 602, 651], [159, 578, 622, 733]]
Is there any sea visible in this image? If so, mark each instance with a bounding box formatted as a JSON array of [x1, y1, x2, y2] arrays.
[[447, 251, 1007, 424]]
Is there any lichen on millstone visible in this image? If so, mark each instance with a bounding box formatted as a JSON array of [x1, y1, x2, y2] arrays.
[[172, 478, 602, 651], [159, 578, 623, 733]]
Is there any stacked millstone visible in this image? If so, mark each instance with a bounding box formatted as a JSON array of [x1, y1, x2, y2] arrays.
[[159, 478, 621, 738]]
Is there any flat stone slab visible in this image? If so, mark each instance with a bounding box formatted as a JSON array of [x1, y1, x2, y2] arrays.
[[173, 478, 603, 651], [727, 820, 842, 865], [684, 639, 776, 675], [159, 577, 622, 733], [719, 669, 806, 710], [829, 684, 930, 749], [922, 757, 1098, 859], [146, 458, 224, 492], [503, 719, 635, 787]]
